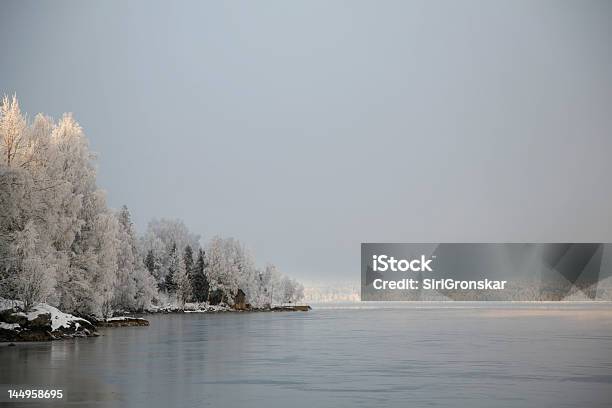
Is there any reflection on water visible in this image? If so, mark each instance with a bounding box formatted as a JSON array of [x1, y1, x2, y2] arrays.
[[2, 304, 612, 408]]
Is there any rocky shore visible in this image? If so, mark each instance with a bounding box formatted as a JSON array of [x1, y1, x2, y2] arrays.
[[149, 303, 312, 314], [1, 297, 310, 342], [0, 299, 98, 342]]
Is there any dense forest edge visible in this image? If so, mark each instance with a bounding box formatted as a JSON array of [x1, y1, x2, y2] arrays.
[[0, 95, 305, 340]]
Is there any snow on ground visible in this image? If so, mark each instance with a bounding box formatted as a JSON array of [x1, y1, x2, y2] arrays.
[[28, 303, 90, 331], [147, 301, 232, 313], [0, 298, 19, 311], [0, 298, 90, 331], [183, 304, 230, 313], [106, 316, 147, 322], [0, 322, 21, 330]]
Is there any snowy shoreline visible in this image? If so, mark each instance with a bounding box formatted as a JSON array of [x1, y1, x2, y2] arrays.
[[1, 298, 311, 342], [140, 302, 311, 315]]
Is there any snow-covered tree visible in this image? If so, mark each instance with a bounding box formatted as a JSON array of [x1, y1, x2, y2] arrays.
[[144, 249, 157, 276], [173, 257, 192, 309], [50, 113, 111, 316], [205, 236, 248, 302], [7, 221, 56, 311], [143, 240, 164, 282], [203, 237, 302, 307], [260, 263, 282, 305], [113, 205, 137, 310], [279, 276, 304, 304], [164, 244, 179, 293], [191, 248, 209, 302], [91, 211, 120, 318], [140, 219, 200, 288], [0, 95, 27, 167], [141, 219, 200, 255], [183, 245, 194, 284], [113, 205, 158, 312], [132, 266, 157, 310]]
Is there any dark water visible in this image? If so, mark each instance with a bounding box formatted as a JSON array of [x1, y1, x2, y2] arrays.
[[2, 304, 612, 407]]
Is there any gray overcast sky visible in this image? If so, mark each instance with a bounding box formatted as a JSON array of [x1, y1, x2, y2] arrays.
[[1, 0, 611, 282]]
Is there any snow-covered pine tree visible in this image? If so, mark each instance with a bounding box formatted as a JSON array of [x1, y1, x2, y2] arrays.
[[140, 219, 200, 293], [191, 248, 209, 302], [164, 243, 178, 293], [144, 249, 157, 278], [183, 244, 194, 288], [113, 205, 138, 311]]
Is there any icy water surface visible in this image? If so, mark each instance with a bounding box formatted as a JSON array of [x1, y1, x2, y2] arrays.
[[2, 303, 612, 407]]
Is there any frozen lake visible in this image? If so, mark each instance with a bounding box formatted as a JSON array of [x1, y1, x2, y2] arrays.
[[2, 303, 612, 407]]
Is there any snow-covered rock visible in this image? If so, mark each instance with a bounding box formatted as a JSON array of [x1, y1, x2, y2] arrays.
[[97, 316, 149, 327], [0, 298, 98, 342]]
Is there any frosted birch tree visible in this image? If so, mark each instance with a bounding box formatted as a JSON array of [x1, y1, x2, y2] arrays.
[[8, 221, 56, 311], [0, 95, 27, 167], [174, 257, 192, 309], [205, 237, 244, 302], [113, 205, 157, 312]]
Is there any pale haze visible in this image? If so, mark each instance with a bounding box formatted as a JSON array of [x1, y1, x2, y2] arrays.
[[1, 0, 611, 283]]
